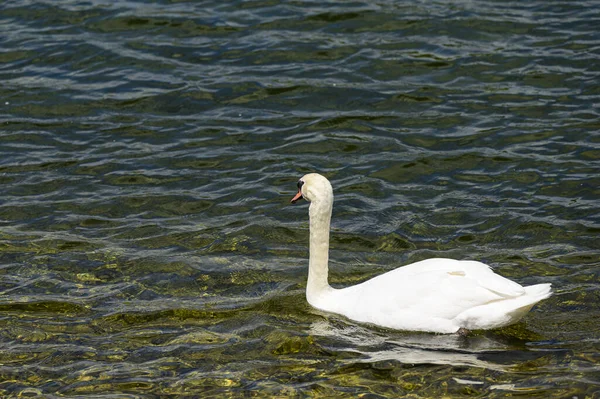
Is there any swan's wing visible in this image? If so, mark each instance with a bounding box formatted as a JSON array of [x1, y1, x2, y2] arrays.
[[457, 260, 526, 298], [376, 258, 526, 298], [341, 259, 527, 320], [330, 258, 545, 333]]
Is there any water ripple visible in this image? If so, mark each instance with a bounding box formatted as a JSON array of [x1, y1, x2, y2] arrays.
[[0, 0, 599, 397]]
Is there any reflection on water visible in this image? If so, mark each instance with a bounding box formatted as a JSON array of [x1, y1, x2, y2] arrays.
[[0, 0, 599, 397], [309, 316, 577, 373], [311, 319, 511, 371]]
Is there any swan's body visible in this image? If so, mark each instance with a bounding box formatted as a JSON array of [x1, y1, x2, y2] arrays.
[[291, 173, 552, 334]]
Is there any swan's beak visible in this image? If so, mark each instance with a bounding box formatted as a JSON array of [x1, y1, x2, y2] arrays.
[[290, 189, 303, 204]]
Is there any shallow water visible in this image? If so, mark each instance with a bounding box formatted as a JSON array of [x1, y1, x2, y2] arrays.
[[1, 0, 599, 397]]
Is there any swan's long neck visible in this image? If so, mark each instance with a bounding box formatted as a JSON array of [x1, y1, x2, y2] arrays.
[[307, 196, 333, 301]]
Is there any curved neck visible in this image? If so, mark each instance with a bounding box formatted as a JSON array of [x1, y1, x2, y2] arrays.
[[307, 196, 333, 299]]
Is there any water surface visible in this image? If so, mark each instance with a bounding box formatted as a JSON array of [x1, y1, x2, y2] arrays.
[[1, 0, 599, 397]]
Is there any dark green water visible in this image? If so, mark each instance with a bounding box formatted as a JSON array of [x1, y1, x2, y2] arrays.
[[1, 0, 599, 397]]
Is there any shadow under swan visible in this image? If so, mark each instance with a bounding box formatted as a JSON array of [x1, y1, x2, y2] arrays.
[[309, 318, 548, 372]]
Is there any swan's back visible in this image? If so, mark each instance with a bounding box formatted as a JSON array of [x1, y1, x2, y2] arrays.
[[314, 258, 551, 333]]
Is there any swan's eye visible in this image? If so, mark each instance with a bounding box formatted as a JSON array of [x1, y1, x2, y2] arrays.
[[297, 180, 304, 190]]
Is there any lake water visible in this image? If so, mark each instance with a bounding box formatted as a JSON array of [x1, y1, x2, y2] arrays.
[[1, 0, 599, 397]]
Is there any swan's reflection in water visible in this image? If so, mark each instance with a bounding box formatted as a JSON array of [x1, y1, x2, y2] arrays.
[[309, 319, 536, 372]]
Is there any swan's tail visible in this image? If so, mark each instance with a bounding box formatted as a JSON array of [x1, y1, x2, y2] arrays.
[[456, 283, 552, 330], [524, 283, 552, 301], [503, 283, 552, 322]]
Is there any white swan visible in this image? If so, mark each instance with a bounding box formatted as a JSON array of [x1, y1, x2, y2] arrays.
[[291, 173, 552, 334]]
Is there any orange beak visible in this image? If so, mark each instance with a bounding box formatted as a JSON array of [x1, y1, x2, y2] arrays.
[[290, 189, 303, 204]]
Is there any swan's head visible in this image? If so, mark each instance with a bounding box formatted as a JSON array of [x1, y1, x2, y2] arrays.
[[290, 173, 333, 204]]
